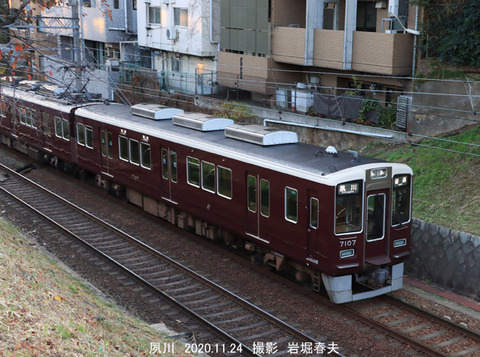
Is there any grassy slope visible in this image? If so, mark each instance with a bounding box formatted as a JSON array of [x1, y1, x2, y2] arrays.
[[361, 125, 480, 237], [0, 218, 189, 356]]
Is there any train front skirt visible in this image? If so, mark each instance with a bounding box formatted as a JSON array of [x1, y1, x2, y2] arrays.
[[321, 262, 404, 303]]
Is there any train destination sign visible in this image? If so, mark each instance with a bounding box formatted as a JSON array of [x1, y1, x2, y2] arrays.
[[337, 182, 360, 195]]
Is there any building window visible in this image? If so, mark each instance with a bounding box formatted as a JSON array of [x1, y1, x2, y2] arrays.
[[148, 6, 161, 25], [171, 57, 181, 73], [113, 0, 119, 9], [357, 1, 377, 32], [174, 8, 188, 27], [83, 0, 92, 8]]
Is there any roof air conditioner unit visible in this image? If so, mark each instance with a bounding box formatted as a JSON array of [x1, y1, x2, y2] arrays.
[[166, 27, 178, 40]]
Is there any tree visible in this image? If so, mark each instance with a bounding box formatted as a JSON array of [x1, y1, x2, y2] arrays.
[[418, 0, 480, 67], [1, 0, 112, 85]]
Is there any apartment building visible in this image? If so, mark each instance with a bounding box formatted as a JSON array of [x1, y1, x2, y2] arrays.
[[40, 0, 140, 98], [218, 0, 418, 112], [137, 0, 220, 95], [6, 0, 57, 77]]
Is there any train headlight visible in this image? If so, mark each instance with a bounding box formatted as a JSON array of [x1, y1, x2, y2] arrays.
[[393, 238, 407, 248], [370, 168, 388, 179], [394, 175, 409, 188], [340, 249, 355, 259]]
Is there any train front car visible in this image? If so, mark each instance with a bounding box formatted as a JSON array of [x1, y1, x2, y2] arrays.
[[321, 163, 413, 303]]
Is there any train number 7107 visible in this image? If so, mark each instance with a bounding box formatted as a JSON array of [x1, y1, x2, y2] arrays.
[[340, 239, 356, 248]]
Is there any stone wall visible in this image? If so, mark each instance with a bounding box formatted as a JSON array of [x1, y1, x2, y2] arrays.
[[407, 219, 480, 299]]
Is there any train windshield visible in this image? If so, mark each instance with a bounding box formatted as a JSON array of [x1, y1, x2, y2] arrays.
[[392, 174, 411, 226], [335, 181, 363, 234]]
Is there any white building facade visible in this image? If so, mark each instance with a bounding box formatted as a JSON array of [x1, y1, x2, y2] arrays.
[[137, 0, 220, 95], [39, 0, 140, 99]]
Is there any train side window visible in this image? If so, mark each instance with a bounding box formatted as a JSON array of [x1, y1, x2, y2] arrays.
[[77, 123, 85, 146], [285, 187, 298, 223], [107, 132, 113, 158], [119, 136, 129, 161], [101, 130, 107, 156], [41, 112, 51, 136], [260, 179, 270, 217], [55, 117, 63, 138], [62, 119, 70, 140], [161, 149, 169, 179], [55, 117, 69, 140], [187, 157, 200, 187], [29, 109, 37, 128], [129, 139, 140, 165], [310, 197, 319, 229], [85, 126, 93, 148], [170, 152, 177, 182], [247, 175, 257, 212], [19, 106, 27, 124], [202, 161, 215, 193], [217, 166, 232, 199], [140, 143, 151, 170]]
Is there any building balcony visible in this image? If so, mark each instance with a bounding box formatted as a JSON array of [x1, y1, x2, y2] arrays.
[[271, 26, 414, 76]]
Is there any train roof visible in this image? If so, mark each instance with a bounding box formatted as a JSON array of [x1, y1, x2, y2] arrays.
[[2, 87, 412, 186], [76, 102, 411, 186]]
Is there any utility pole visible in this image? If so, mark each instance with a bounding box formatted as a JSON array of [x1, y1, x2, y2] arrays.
[[70, 0, 83, 91], [13, 3, 84, 92]]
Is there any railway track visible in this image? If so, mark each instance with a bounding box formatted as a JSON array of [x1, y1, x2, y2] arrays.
[[1, 153, 479, 356], [0, 162, 343, 357], [345, 296, 480, 357]]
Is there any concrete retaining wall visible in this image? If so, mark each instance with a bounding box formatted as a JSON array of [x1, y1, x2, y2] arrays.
[[410, 81, 480, 137], [407, 219, 480, 299]]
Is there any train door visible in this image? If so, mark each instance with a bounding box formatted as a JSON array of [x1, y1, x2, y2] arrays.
[[306, 191, 321, 258], [39, 110, 52, 150], [364, 189, 390, 265], [245, 173, 270, 242], [160, 147, 178, 204], [100, 128, 113, 176]]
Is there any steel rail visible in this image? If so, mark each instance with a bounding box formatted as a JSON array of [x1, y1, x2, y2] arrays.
[[0, 162, 344, 356]]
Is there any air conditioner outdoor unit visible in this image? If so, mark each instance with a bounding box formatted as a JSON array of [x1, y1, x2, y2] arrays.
[[396, 95, 411, 131], [166, 28, 178, 40], [106, 59, 120, 71]]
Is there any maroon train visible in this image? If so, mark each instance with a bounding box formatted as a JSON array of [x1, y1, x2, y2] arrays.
[[0, 81, 413, 303]]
